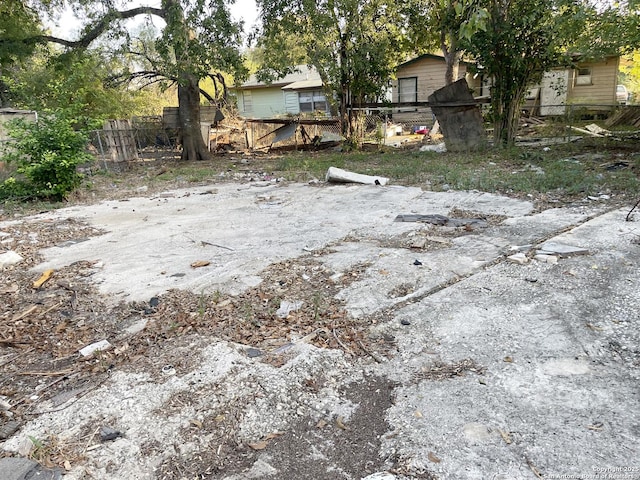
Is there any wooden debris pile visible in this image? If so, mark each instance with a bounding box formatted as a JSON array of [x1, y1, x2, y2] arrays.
[[605, 105, 640, 128]]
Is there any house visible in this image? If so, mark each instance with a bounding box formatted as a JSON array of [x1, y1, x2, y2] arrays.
[[392, 54, 478, 103], [233, 65, 331, 119], [526, 55, 621, 116], [392, 53, 621, 118], [390, 54, 481, 126]]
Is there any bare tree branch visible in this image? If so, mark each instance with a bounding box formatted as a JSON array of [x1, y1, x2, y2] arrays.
[[104, 69, 177, 91], [39, 7, 166, 49], [199, 88, 217, 104]]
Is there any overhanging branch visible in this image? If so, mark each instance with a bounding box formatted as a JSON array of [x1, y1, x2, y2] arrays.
[[104, 69, 177, 91], [39, 7, 166, 49]]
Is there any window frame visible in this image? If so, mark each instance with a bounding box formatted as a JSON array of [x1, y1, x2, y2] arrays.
[[575, 67, 592, 86], [298, 90, 329, 114], [398, 77, 418, 103], [242, 91, 253, 113]]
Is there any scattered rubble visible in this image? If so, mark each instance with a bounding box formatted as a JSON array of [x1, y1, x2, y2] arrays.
[[78, 340, 112, 357], [0, 251, 24, 268], [0, 457, 62, 480], [394, 214, 488, 228], [419, 143, 447, 153], [537, 241, 589, 257], [507, 252, 529, 264], [1, 181, 638, 479]]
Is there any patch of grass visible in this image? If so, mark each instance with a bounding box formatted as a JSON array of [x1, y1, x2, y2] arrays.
[[26, 434, 81, 470], [268, 140, 639, 199], [3, 135, 637, 220], [0, 197, 61, 219], [156, 165, 222, 183]]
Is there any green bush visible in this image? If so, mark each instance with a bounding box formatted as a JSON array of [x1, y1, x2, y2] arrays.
[[0, 114, 91, 201]]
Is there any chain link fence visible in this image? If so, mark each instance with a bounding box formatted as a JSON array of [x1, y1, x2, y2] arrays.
[[246, 119, 342, 150]]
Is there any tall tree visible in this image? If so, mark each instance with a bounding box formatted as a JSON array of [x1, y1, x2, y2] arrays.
[[404, 0, 488, 85], [620, 51, 640, 101], [254, 0, 406, 140], [462, 0, 581, 146], [20, 0, 246, 161]]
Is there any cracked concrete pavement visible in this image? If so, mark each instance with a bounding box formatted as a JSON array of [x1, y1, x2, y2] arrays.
[[2, 181, 639, 479]]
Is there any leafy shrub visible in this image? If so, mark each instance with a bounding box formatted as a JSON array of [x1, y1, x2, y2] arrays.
[[0, 113, 91, 201]]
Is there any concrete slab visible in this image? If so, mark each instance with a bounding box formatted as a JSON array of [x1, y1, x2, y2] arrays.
[[373, 207, 640, 479], [30, 183, 426, 302], [2, 182, 638, 479], [27, 186, 544, 305]]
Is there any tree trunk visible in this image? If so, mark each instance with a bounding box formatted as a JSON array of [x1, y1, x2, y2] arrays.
[[443, 49, 461, 86], [177, 74, 211, 161], [339, 33, 352, 139], [492, 79, 525, 147], [441, 29, 461, 86], [0, 78, 10, 108]]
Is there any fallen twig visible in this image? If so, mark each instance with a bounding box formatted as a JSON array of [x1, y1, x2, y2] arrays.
[[0, 347, 35, 368], [26, 373, 109, 416], [12, 373, 76, 408], [526, 457, 543, 479], [82, 426, 101, 454], [11, 305, 39, 322], [0, 339, 31, 347], [331, 323, 354, 356], [18, 369, 76, 376], [39, 301, 64, 317], [626, 198, 640, 222], [201, 241, 235, 251], [357, 340, 383, 363]]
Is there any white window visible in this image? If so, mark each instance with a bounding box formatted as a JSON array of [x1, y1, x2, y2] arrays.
[[242, 91, 253, 113], [398, 77, 418, 102], [575, 68, 592, 86], [298, 90, 329, 113]]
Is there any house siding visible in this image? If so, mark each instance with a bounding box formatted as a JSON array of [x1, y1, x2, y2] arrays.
[[567, 57, 619, 107], [523, 56, 620, 115], [391, 55, 473, 127], [237, 86, 287, 119], [393, 59, 469, 103]]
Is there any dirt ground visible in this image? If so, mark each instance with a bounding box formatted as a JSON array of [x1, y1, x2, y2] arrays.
[[1, 154, 639, 479]]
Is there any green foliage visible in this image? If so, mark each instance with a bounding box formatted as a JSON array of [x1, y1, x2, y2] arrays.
[[255, 0, 408, 138], [0, 0, 43, 106], [4, 50, 162, 128], [620, 51, 640, 102], [462, 0, 579, 146], [569, 3, 640, 58], [0, 0, 42, 67], [402, 0, 490, 86], [0, 114, 90, 201], [6, 0, 248, 161], [148, 0, 247, 86]]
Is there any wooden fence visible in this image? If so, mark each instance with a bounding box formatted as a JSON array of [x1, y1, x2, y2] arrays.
[[102, 119, 138, 163]]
